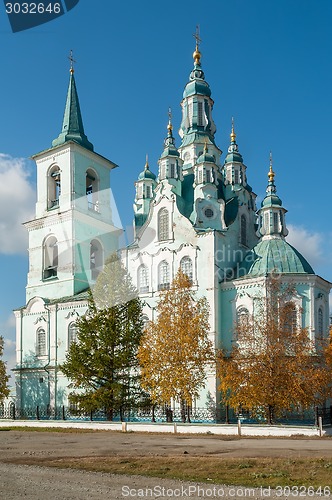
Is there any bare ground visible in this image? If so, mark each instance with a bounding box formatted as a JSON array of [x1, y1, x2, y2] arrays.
[[1, 429, 332, 499]]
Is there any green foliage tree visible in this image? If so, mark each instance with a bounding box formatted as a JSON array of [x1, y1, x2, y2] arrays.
[[0, 337, 9, 402], [217, 278, 330, 424], [138, 270, 215, 419], [61, 254, 144, 420]]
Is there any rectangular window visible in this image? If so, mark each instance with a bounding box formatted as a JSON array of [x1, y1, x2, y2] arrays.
[[188, 102, 193, 125], [273, 212, 278, 232], [198, 102, 203, 126], [146, 186, 151, 198], [170, 163, 175, 178], [198, 170, 203, 184], [234, 169, 239, 184], [160, 162, 166, 180], [206, 169, 211, 183]]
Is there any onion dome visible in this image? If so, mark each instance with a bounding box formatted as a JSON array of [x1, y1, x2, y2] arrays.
[[160, 113, 180, 159], [183, 38, 211, 98], [224, 120, 243, 164], [261, 158, 282, 207], [197, 141, 216, 164], [138, 156, 156, 180]]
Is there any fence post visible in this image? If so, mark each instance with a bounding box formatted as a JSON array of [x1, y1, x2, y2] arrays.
[[12, 404, 16, 420], [36, 406, 40, 420], [318, 416, 323, 437], [237, 418, 242, 437], [330, 406, 332, 427], [62, 405, 65, 421], [315, 406, 319, 427], [225, 405, 230, 424], [90, 410, 93, 421]]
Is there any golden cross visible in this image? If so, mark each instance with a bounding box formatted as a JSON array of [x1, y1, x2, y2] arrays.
[[193, 25, 201, 48], [68, 49, 76, 72]]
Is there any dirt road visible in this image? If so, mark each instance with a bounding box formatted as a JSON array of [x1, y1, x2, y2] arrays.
[[0, 430, 331, 499]]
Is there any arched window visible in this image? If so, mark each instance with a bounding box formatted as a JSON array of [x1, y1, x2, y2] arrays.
[[36, 328, 46, 357], [43, 236, 58, 280], [142, 315, 149, 330], [240, 215, 247, 246], [86, 169, 99, 212], [137, 264, 149, 293], [90, 239, 103, 280], [48, 165, 61, 209], [68, 322, 77, 348], [318, 307, 324, 337], [237, 307, 249, 326], [180, 256, 193, 282], [158, 208, 169, 241], [158, 260, 170, 290]]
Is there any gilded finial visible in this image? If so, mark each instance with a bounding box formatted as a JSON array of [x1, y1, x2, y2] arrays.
[[145, 154, 149, 170], [167, 107, 173, 132], [193, 25, 202, 65], [68, 49, 76, 74], [204, 137, 208, 153], [268, 151, 275, 182], [230, 117, 236, 143]]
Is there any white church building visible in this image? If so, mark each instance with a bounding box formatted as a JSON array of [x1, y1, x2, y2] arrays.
[[13, 41, 331, 415]]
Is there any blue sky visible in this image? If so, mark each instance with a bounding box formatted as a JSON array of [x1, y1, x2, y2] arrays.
[[1, 0, 332, 376]]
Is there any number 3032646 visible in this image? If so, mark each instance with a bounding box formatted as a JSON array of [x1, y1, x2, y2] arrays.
[[5, 3, 62, 14]]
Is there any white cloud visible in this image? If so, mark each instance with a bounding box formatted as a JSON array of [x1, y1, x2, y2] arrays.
[[286, 224, 324, 268], [0, 153, 35, 254]]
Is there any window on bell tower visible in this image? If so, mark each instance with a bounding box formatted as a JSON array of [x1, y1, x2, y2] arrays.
[[43, 235, 58, 280], [90, 239, 103, 280], [86, 169, 99, 212], [48, 166, 61, 209]]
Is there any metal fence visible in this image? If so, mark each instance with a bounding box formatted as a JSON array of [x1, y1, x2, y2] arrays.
[[0, 403, 331, 426]]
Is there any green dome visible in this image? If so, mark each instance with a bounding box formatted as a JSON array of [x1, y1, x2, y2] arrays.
[[239, 238, 314, 277], [224, 151, 243, 164], [138, 166, 156, 180], [183, 80, 211, 98], [197, 151, 215, 164], [261, 194, 282, 207]]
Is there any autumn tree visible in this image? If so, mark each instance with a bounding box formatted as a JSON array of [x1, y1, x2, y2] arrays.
[[138, 270, 214, 418], [217, 278, 330, 424], [0, 337, 9, 402], [61, 254, 144, 420]]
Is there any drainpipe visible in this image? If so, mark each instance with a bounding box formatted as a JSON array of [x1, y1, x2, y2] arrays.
[[54, 303, 58, 412], [43, 304, 51, 408], [19, 309, 23, 408]]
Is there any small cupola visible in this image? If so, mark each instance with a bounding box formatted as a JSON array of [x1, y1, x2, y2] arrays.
[[257, 153, 288, 239], [158, 111, 183, 181]]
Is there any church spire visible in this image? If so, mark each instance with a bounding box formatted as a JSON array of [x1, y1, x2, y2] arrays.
[[52, 53, 94, 151], [258, 153, 288, 239], [179, 30, 217, 147], [225, 118, 243, 164]]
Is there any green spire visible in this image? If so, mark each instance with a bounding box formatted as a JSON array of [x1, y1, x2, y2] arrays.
[[52, 65, 94, 151]]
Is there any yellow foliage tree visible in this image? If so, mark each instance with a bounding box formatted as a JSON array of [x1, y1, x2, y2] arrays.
[[217, 278, 331, 424], [138, 270, 215, 417]]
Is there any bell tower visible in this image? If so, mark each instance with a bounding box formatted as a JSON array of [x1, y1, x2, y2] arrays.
[[25, 61, 120, 301]]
